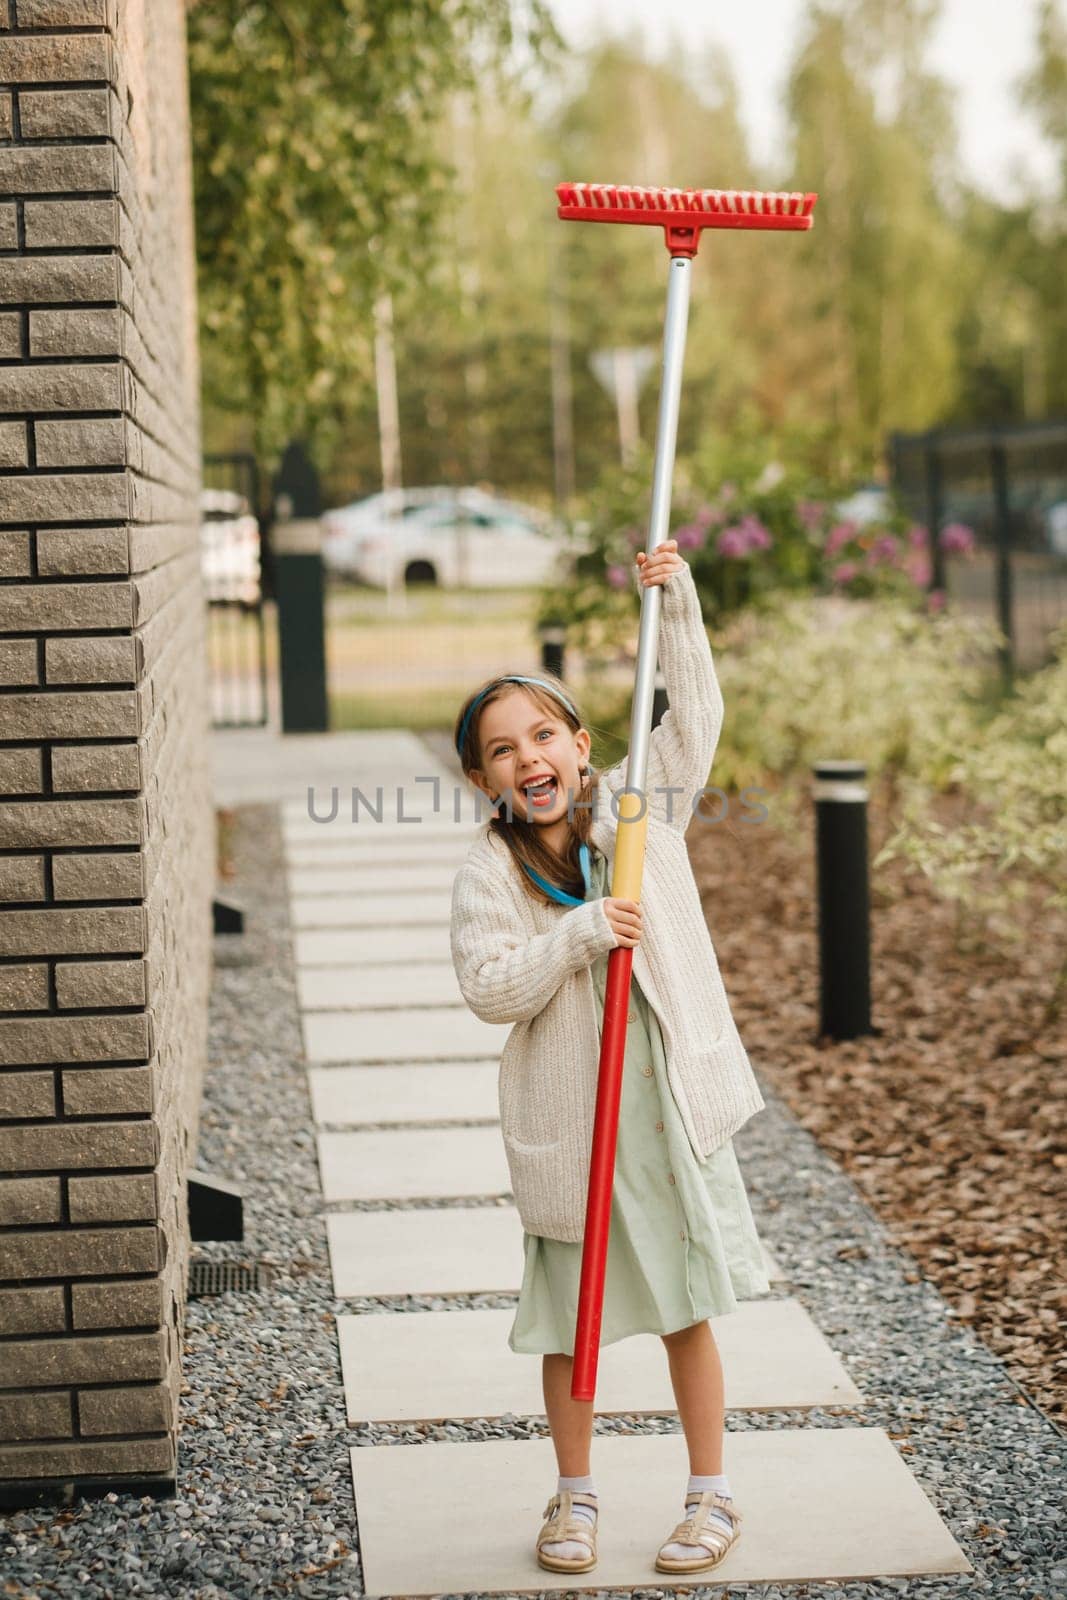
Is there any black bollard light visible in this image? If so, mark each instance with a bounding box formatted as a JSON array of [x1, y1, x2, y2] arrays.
[[812, 758, 872, 1040], [538, 620, 567, 680]]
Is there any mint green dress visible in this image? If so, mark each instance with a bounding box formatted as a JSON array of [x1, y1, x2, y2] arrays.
[[508, 845, 771, 1356]]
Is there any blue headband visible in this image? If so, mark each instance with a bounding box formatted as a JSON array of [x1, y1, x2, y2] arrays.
[[455, 675, 579, 758]]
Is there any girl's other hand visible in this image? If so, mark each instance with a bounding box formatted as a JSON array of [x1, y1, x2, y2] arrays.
[[635, 538, 684, 586], [602, 896, 642, 947]]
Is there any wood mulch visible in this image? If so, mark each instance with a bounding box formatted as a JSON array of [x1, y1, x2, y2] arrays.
[[688, 777, 1066, 1430]]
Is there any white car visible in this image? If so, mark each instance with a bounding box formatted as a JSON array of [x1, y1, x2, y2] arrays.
[[323, 489, 563, 592], [200, 488, 261, 604]]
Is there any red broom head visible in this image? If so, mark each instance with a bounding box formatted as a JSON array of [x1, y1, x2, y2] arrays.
[[556, 182, 818, 256]]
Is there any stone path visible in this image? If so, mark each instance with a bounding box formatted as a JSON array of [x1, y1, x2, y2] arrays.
[[280, 773, 974, 1597]]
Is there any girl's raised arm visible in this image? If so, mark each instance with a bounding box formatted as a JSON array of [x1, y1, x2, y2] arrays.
[[601, 558, 724, 832], [450, 860, 618, 1025]]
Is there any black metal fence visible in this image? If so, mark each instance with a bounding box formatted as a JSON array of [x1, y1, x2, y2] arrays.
[[201, 452, 270, 727], [889, 419, 1067, 680]]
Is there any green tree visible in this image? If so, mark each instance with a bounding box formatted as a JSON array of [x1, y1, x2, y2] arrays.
[[186, 0, 560, 474]]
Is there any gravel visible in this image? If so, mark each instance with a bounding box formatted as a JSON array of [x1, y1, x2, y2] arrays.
[[2, 797, 1063, 1600]]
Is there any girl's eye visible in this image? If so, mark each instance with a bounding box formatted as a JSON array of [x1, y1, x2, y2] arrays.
[[493, 729, 553, 757]]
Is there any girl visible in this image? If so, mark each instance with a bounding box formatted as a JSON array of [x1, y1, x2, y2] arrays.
[[449, 539, 770, 1578]]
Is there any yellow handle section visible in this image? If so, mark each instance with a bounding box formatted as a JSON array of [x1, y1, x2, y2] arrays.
[[609, 789, 649, 901]]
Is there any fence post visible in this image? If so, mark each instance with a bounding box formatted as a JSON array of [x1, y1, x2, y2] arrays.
[[812, 759, 872, 1041], [275, 514, 329, 733], [989, 441, 1015, 691], [923, 432, 947, 593], [538, 620, 566, 679]]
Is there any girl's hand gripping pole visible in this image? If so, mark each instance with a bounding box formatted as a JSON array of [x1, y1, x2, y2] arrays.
[[558, 180, 817, 1404]]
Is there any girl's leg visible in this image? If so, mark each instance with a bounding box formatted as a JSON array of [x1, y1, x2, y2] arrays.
[[660, 1319, 724, 1474], [542, 1353, 595, 1476]]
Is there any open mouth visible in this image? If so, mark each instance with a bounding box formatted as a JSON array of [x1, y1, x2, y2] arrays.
[[522, 775, 558, 809]]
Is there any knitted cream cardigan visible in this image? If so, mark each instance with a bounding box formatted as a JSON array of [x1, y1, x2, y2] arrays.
[[449, 560, 767, 1242]]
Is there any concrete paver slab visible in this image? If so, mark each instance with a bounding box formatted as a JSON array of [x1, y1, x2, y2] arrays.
[[294, 929, 451, 966], [290, 892, 452, 929], [304, 1006, 504, 1063], [288, 864, 459, 895], [318, 1127, 510, 1202], [326, 1206, 524, 1298], [298, 963, 464, 1009], [338, 1301, 860, 1422], [351, 1428, 972, 1595], [325, 1206, 784, 1299], [309, 1062, 498, 1125]]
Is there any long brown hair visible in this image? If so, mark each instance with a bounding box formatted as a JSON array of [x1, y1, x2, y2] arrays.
[[454, 672, 606, 908]]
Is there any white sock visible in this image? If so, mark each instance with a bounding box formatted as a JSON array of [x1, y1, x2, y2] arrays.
[[542, 1473, 597, 1561], [660, 1472, 734, 1560]]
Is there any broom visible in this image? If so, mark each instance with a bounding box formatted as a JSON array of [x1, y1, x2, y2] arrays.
[[556, 182, 818, 1402]]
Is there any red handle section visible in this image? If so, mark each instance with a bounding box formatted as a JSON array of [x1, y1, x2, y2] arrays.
[[571, 940, 635, 1400]]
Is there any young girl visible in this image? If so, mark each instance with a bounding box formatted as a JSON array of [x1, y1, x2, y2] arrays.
[[449, 539, 770, 1578]]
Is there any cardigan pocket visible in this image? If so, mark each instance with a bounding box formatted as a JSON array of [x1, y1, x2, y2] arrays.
[[501, 1131, 572, 1239]]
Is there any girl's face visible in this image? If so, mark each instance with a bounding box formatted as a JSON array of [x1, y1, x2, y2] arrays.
[[471, 690, 591, 832]]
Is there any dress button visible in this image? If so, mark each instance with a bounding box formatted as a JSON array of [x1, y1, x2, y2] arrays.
[[627, 1010, 636, 1023], [667, 1173, 676, 1186], [641, 1064, 653, 1078], [655, 1120, 664, 1132], [679, 1231, 686, 1242]]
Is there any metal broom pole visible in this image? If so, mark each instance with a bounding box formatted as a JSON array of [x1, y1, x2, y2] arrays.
[[555, 183, 817, 1402]]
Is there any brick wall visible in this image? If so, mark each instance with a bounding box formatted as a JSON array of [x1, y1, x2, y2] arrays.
[[0, 0, 212, 1498]]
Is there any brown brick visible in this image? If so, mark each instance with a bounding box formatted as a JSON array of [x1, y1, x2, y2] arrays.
[[0, 202, 16, 251], [0, 1176, 62, 1225], [52, 852, 143, 902], [51, 743, 141, 794], [7, 469, 126, 528], [0, 581, 133, 634], [0, 749, 43, 796], [68, 1172, 156, 1225], [35, 416, 126, 468], [56, 958, 145, 1008], [24, 198, 119, 250], [0, 904, 143, 957], [45, 635, 138, 686], [0, 963, 48, 1011], [0, 141, 115, 191], [0, 798, 143, 849], [0, 1069, 55, 1120], [79, 1383, 171, 1437], [0, 530, 31, 577], [71, 1278, 161, 1331], [0, 690, 138, 739], [0, 855, 45, 903], [36, 525, 129, 575], [61, 1063, 153, 1116], [0, 420, 28, 468], [0, 1285, 66, 1337], [29, 307, 121, 359], [0, 95, 11, 141], [0, 1225, 160, 1282], [0, 639, 38, 687], [18, 84, 111, 138], [0, 1330, 164, 1391], [0, 1118, 157, 1174], [0, 256, 119, 306], [0, 362, 122, 415], [15, 1, 111, 30], [0, 1392, 71, 1444], [0, 1436, 173, 1480], [0, 1014, 149, 1066]]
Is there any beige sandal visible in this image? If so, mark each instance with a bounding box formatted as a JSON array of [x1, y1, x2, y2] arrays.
[[654, 1490, 742, 1574], [535, 1489, 599, 1574]]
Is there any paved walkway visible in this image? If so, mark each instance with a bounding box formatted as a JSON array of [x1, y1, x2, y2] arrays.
[[259, 730, 975, 1595]]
